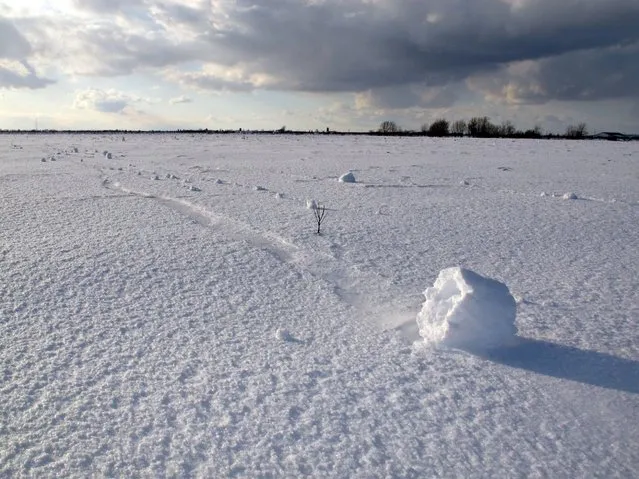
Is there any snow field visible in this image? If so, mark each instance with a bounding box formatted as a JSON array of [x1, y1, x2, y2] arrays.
[[1, 134, 638, 477]]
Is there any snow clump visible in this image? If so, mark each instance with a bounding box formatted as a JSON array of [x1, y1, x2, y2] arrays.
[[275, 328, 294, 341], [338, 172, 356, 183], [417, 267, 518, 350], [562, 192, 578, 200]]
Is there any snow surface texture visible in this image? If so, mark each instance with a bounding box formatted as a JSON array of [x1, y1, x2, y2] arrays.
[[1, 134, 638, 477], [417, 267, 518, 350]]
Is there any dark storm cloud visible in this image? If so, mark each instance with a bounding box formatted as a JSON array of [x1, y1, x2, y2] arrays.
[[469, 43, 639, 104], [15, 0, 639, 103], [194, 0, 639, 94]]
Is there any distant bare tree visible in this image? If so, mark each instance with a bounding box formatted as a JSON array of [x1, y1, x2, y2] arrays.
[[565, 122, 588, 139], [428, 118, 450, 137], [313, 203, 327, 234], [498, 121, 516, 137], [523, 125, 543, 138], [379, 120, 400, 134], [468, 116, 497, 137], [451, 120, 467, 136]]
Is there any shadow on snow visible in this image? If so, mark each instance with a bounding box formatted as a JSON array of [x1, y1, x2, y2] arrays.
[[480, 338, 639, 394]]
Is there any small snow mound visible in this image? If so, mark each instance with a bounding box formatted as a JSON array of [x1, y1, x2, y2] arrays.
[[562, 192, 578, 200], [275, 328, 293, 341], [417, 267, 518, 350], [338, 172, 356, 183], [306, 199, 317, 210]]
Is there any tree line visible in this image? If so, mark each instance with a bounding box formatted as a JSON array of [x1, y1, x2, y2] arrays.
[[378, 118, 590, 139]]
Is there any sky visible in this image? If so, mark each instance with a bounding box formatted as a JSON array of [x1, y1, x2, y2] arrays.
[[1, 0, 639, 133]]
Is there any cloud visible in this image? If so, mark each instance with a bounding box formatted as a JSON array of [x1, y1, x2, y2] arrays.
[[0, 60, 55, 89], [73, 88, 144, 113], [0, 19, 54, 89], [0, 19, 32, 59], [178, 0, 639, 95], [8, 0, 639, 107], [355, 84, 460, 110], [71, 0, 146, 13], [469, 43, 639, 104], [169, 95, 193, 104]]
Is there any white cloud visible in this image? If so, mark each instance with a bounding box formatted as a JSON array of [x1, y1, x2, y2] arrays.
[[73, 88, 144, 113], [169, 95, 193, 104]]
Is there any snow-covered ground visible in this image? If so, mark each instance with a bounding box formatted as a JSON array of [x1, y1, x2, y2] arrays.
[[1, 134, 638, 477]]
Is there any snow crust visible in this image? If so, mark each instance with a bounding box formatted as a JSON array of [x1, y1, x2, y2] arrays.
[[417, 267, 518, 350]]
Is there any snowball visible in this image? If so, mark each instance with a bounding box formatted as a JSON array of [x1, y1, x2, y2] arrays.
[[562, 192, 578, 200], [417, 267, 518, 350], [306, 199, 317, 210], [338, 172, 356, 183]]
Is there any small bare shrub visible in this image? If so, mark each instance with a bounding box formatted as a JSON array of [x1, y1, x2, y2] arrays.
[[313, 203, 327, 234]]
